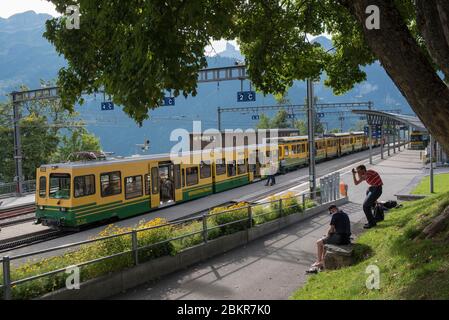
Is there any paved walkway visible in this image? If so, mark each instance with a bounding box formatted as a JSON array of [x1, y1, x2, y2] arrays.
[[0, 193, 35, 209], [112, 149, 424, 300]]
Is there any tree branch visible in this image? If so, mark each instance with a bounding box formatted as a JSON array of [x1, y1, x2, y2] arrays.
[[416, 0, 449, 79], [436, 0, 449, 48], [343, 0, 449, 152]]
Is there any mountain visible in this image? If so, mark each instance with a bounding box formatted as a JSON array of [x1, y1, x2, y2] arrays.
[[0, 11, 413, 156], [0, 11, 66, 96], [215, 42, 244, 61]]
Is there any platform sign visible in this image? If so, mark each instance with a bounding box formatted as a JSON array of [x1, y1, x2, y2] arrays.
[[287, 114, 296, 119], [162, 97, 175, 106], [237, 91, 256, 102], [101, 102, 114, 111], [364, 125, 381, 138], [317, 113, 325, 118], [251, 115, 260, 120]]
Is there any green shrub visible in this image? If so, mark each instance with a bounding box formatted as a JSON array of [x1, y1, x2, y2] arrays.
[[252, 204, 280, 225], [209, 202, 250, 235]]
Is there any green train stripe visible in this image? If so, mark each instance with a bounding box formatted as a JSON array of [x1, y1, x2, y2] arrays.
[[76, 198, 151, 218], [76, 198, 150, 217]]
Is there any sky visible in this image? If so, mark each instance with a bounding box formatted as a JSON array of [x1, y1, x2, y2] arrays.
[[0, 0, 59, 18], [0, 0, 238, 54]]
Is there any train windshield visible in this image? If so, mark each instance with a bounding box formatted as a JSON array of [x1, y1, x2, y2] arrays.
[[49, 173, 71, 199], [411, 135, 423, 142]]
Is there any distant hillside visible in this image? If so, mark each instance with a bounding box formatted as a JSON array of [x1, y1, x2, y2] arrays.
[[0, 11, 413, 156]]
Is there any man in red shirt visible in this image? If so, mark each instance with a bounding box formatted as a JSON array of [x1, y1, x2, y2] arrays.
[[352, 165, 383, 229]]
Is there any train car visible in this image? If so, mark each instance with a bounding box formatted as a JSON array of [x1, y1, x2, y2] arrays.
[[410, 131, 428, 150], [35, 131, 372, 229], [267, 136, 308, 172], [315, 138, 327, 161], [351, 131, 366, 152], [325, 133, 353, 156], [35, 145, 253, 228], [325, 136, 339, 158]]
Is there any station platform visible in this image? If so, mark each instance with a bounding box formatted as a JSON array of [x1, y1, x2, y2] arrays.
[[111, 149, 425, 300]]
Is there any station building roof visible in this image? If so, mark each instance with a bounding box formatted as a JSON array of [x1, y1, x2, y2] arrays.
[[352, 110, 427, 132]]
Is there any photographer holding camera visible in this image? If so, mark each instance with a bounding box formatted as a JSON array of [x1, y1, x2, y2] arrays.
[[352, 165, 383, 229]]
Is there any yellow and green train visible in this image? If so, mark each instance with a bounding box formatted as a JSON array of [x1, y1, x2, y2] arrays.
[[410, 131, 428, 150], [35, 132, 373, 229]]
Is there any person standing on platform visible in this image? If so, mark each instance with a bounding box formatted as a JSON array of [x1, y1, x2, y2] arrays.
[[352, 165, 383, 229]]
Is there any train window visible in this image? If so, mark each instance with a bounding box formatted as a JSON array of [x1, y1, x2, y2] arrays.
[[125, 175, 143, 199], [100, 171, 122, 197], [151, 167, 159, 194], [74, 175, 96, 198], [215, 158, 226, 175], [49, 173, 71, 199], [144, 174, 151, 195], [284, 147, 290, 156], [186, 166, 199, 186], [227, 161, 236, 177], [39, 176, 46, 198], [200, 161, 211, 179], [174, 165, 181, 189], [237, 160, 247, 175]]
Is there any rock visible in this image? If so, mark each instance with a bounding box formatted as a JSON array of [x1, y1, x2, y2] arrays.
[[421, 206, 449, 239], [324, 244, 355, 270]]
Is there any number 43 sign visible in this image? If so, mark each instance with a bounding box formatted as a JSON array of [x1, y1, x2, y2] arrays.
[[237, 91, 256, 102]]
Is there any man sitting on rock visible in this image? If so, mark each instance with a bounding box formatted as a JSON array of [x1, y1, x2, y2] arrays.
[[310, 205, 351, 271]]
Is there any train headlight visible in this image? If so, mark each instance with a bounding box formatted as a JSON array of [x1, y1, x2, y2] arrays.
[[39, 205, 44, 210], [60, 207, 67, 212]]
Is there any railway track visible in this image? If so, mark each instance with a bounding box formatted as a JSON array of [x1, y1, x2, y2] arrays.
[[0, 229, 69, 252], [0, 204, 35, 220], [0, 204, 36, 228]]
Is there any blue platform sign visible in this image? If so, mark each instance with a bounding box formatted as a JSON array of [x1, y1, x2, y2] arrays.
[[365, 125, 381, 138], [237, 91, 256, 102], [317, 112, 325, 118], [101, 102, 114, 111], [251, 115, 260, 120], [162, 97, 175, 106]]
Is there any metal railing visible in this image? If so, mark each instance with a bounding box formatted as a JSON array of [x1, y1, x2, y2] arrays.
[[0, 186, 342, 300], [0, 180, 36, 196]]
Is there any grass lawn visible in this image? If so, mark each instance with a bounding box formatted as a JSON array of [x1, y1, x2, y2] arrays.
[[291, 192, 449, 300], [411, 173, 449, 195]]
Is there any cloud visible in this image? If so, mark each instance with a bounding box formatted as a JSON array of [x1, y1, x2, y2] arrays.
[[359, 82, 378, 95], [0, 0, 59, 19]]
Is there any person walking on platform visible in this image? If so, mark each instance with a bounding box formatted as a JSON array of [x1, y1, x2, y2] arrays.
[[352, 165, 383, 229], [265, 162, 277, 186]]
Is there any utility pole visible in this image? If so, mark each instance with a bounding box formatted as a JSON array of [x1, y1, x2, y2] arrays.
[[12, 94, 24, 196], [307, 79, 316, 195], [217, 107, 221, 132], [430, 135, 434, 193], [368, 102, 373, 165]]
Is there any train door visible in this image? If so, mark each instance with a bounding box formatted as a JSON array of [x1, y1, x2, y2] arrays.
[[148, 163, 160, 208], [252, 151, 261, 180], [173, 164, 182, 201], [158, 162, 176, 206]]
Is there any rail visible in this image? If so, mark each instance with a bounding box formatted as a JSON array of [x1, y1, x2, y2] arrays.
[[0, 187, 342, 300]]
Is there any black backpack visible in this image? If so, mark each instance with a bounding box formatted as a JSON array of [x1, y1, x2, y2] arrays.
[[374, 204, 385, 222], [383, 200, 398, 209]]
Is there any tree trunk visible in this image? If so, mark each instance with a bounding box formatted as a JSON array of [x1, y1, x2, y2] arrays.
[[341, 0, 449, 152]]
